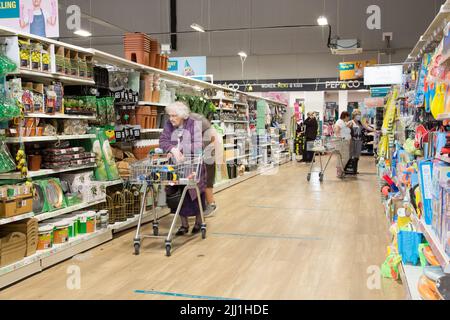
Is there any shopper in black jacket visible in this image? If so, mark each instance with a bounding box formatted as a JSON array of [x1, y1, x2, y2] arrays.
[[302, 112, 319, 163]]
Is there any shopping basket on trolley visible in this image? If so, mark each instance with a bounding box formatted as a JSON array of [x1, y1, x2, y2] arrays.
[[129, 153, 206, 256], [306, 137, 346, 182]]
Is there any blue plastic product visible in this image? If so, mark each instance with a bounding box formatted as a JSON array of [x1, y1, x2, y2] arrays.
[[418, 160, 434, 225], [398, 230, 423, 265]]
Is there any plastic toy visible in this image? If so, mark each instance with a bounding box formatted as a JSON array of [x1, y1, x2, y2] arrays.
[[423, 245, 440, 266], [418, 275, 442, 300]]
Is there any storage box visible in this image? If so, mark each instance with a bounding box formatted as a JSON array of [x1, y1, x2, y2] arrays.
[[0, 232, 26, 267], [0, 194, 33, 218]]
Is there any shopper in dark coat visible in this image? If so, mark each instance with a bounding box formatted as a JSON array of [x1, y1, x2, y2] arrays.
[[302, 112, 319, 163]]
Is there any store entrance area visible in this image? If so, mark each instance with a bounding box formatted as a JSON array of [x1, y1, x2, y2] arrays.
[[0, 157, 403, 300]]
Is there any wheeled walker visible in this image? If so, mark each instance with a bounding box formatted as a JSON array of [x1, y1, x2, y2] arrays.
[[129, 154, 206, 256]]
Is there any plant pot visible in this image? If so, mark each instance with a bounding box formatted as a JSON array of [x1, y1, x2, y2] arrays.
[[28, 155, 42, 171]]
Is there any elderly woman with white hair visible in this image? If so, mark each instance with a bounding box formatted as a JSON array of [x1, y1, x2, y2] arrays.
[[159, 101, 208, 235]]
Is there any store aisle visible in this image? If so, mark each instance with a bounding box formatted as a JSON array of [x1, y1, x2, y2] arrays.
[[0, 158, 404, 300]]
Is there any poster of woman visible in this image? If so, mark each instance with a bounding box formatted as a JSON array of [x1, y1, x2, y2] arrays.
[[0, 0, 59, 38]]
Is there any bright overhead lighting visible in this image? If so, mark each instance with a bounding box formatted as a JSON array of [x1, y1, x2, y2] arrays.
[[74, 29, 92, 37], [238, 51, 247, 58], [317, 16, 328, 26], [190, 23, 205, 32]]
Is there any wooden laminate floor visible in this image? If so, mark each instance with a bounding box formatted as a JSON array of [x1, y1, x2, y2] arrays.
[[0, 157, 404, 300]]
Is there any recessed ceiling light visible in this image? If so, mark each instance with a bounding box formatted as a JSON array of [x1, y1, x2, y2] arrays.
[[317, 16, 328, 26], [74, 29, 92, 37], [190, 23, 205, 32], [238, 51, 247, 58]]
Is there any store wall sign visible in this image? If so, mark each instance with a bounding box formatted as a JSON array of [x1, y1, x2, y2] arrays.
[[339, 60, 376, 80], [215, 78, 370, 92], [0, 1, 19, 19], [167, 56, 206, 79], [0, 0, 59, 37]]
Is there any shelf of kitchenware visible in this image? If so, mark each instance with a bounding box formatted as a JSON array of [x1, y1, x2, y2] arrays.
[[24, 113, 96, 120], [5, 134, 96, 143], [34, 198, 106, 222], [0, 228, 112, 288], [9, 68, 96, 86], [411, 214, 450, 273], [137, 101, 169, 107], [0, 163, 97, 180], [399, 262, 423, 300]]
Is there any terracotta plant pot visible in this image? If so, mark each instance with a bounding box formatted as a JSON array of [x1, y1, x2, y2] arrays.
[[28, 155, 42, 171]]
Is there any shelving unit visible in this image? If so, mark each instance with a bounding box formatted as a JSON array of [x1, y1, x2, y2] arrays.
[[34, 199, 106, 222], [0, 212, 35, 226], [138, 101, 168, 107], [0, 164, 96, 180], [9, 69, 96, 86], [5, 134, 96, 143], [140, 128, 163, 133], [102, 179, 124, 188], [399, 263, 423, 300], [24, 113, 96, 120]]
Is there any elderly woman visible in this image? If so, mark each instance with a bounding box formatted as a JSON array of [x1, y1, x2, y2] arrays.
[[345, 109, 375, 175], [159, 102, 207, 235]]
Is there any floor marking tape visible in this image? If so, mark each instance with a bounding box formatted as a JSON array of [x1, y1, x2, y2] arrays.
[[211, 232, 323, 241], [134, 290, 239, 300]]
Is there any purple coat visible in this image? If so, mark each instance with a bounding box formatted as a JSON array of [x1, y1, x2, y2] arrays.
[[159, 117, 207, 216]]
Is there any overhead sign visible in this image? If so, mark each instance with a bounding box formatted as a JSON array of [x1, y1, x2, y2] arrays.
[[0, 0, 59, 38], [364, 65, 403, 86], [339, 60, 376, 80], [370, 86, 391, 97], [215, 78, 370, 92], [168, 56, 206, 79]]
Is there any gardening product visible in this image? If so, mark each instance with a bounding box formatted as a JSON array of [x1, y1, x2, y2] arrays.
[[37, 224, 53, 250], [0, 140, 16, 173], [32, 182, 45, 214], [50, 219, 69, 244], [27, 154, 42, 171]]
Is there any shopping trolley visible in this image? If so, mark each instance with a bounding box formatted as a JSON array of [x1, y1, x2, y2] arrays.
[[129, 154, 206, 256], [306, 137, 346, 182]]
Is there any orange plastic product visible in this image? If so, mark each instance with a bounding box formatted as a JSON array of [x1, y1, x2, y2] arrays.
[[418, 275, 442, 300], [423, 246, 440, 266]]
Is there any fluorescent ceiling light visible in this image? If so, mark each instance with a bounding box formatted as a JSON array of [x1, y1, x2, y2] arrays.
[[74, 29, 92, 37], [238, 51, 247, 58], [190, 23, 205, 32], [317, 16, 328, 26]]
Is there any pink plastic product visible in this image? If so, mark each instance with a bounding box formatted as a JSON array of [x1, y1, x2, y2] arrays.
[[44, 147, 86, 155]]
